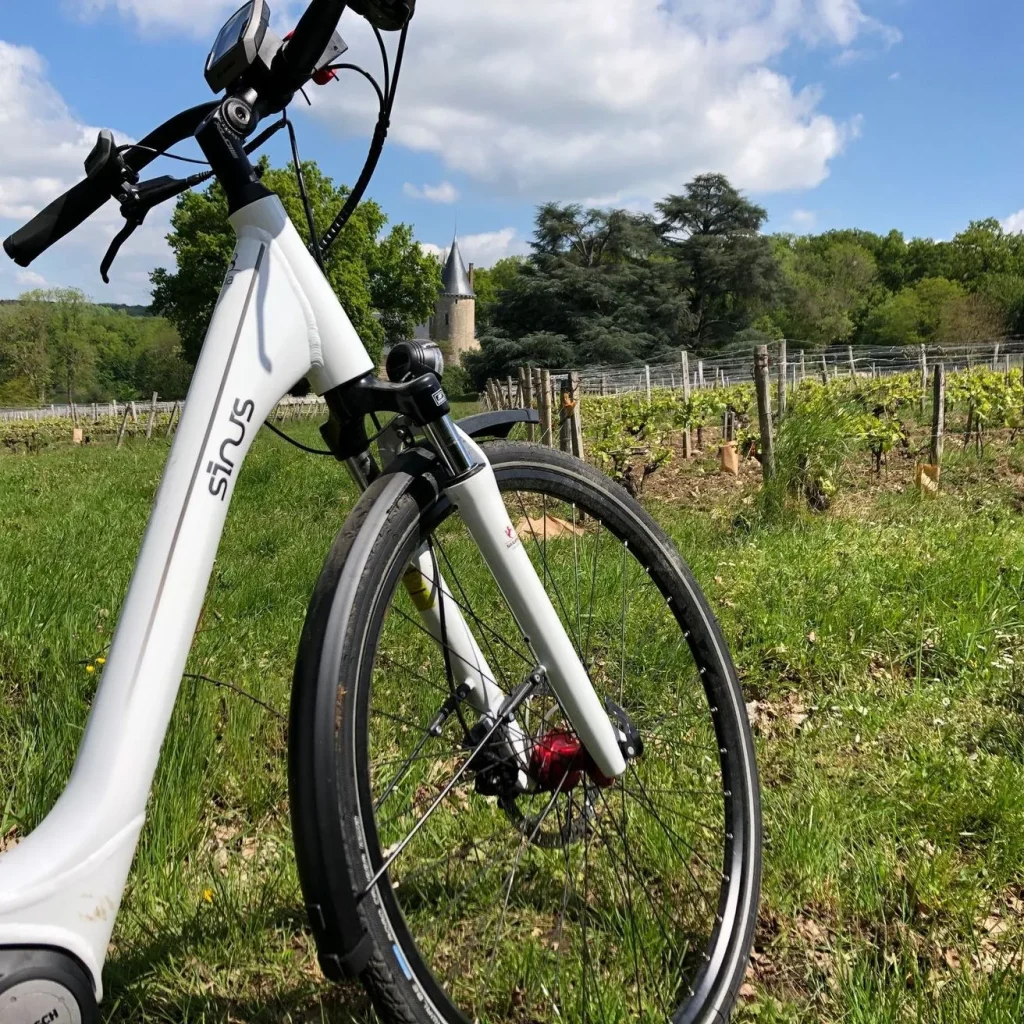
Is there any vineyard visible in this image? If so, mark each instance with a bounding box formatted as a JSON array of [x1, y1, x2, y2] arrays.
[[3, 367, 1024, 1021], [578, 365, 1024, 506]]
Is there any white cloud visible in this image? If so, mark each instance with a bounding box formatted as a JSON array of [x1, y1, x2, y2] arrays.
[[403, 180, 460, 204], [889, 71, 901, 81], [307, 0, 900, 202], [15, 269, 47, 288], [1002, 210, 1024, 235], [62, 0, 903, 204], [0, 40, 173, 302], [790, 209, 817, 231], [421, 228, 528, 268]]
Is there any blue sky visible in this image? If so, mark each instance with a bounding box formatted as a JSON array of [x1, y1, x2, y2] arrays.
[[1, 0, 1022, 304]]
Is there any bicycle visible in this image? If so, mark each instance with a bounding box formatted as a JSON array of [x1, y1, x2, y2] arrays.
[[0, 2, 762, 1022]]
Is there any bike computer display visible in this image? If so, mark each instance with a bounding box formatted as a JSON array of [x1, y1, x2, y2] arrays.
[[205, 0, 272, 93]]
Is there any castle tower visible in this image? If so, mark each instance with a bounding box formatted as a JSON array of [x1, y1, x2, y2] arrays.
[[430, 237, 478, 363]]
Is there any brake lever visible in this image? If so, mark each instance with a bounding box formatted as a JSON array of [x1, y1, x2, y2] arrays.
[[100, 170, 213, 283], [101, 219, 141, 284]]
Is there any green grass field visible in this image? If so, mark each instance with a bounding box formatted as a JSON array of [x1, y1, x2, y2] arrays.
[[3, 414, 1024, 1022]]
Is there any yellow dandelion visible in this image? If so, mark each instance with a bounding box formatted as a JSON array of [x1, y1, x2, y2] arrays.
[[202, 888, 214, 903], [96, 657, 106, 665], [86, 665, 95, 674]]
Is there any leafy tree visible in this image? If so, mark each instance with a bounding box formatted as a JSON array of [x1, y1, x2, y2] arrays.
[[772, 238, 878, 346], [657, 174, 778, 346], [369, 222, 441, 350], [152, 159, 436, 366], [0, 298, 51, 403]]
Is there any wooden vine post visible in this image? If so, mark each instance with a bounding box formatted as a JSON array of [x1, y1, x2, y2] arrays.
[[918, 362, 945, 496], [645, 365, 652, 405], [754, 346, 775, 481], [919, 345, 928, 414], [115, 404, 131, 448], [681, 350, 692, 459], [558, 374, 585, 460], [777, 339, 787, 418], [146, 392, 159, 439], [800, 349, 806, 381], [539, 369, 553, 447], [847, 345, 856, 376], [521, 367, 536, 441]]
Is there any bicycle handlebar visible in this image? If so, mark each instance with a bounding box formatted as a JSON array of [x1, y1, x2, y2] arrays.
[[274, 0, 348, 95], [3, 101, 218, 268]]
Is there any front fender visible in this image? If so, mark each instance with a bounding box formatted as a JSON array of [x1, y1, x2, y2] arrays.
[[454, 408, 539, 441]]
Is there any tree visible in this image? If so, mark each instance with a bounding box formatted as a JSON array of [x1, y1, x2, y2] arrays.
[[0, 298, 51, 403], [20, 288, 93, 404], [369, 222, 441, 350], [152, 159, 436, 366], [657, 174, 778, 347], [772, 238, 878, 346]]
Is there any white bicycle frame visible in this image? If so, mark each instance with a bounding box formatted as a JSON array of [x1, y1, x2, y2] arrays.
[[0, 193, 625, 997]]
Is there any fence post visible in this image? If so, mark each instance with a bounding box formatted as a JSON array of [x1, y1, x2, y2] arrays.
[[777, 339, 787, 418], [644, 365, 652, 404], [754, 346, 775, 481], [165, 402, 180, 438], [993, 343, 1001, 372], [522, 367, 536, 441], [570, 372, 585, 460], [539, 370, 553, 447], [930, 363, 945, 468], [800, 350, 806, 381], [847, 345, 856, 376], [506, 375, 516, 409], [601, 374, 608, 396], [820, 355, 829, 384], [698, 360, 705, 389], [116, 404, 131, 448], [919, 345, 928, 413], [682, 351, 693, 459], [146, 392, 159, 439], [92, 402, 98, 423]]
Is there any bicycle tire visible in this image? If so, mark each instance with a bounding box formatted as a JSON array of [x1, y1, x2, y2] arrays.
[[290, 441, 761, 1024]]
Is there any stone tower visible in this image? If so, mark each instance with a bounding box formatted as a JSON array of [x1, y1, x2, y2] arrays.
[[430, 237, 478, 363]]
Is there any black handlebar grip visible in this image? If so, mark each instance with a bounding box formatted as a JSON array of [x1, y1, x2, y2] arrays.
[[3, 101, 219, 269], [4, 177, 111, 268], [278, 0, 347, 91]]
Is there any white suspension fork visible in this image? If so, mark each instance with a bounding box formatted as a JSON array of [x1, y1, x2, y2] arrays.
[[442, 431, 627, 781]]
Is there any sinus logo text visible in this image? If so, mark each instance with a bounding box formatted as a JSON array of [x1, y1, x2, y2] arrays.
[[206, 398, 255, 501]]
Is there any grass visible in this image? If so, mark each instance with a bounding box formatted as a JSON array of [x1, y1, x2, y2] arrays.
[[2, 412, 1024, 1021]]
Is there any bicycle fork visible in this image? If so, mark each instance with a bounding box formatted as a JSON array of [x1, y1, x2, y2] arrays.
[[415, 420, 627, 782]]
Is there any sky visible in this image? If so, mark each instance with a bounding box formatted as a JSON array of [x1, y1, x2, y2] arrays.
[[1, 0, 1024, 305]]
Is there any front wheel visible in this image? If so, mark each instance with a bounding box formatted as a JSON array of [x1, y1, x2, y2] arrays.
[[290, 442, 761, 1024]]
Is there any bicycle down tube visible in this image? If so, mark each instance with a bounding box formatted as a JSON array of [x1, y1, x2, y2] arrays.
[[0, 192, 623, 996]]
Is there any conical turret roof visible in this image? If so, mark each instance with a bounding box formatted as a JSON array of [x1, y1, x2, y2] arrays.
[[441, 237, 475, 298]]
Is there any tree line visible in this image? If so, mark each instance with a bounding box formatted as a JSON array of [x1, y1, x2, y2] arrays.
[[0, 290, 191, 407], [464, 174, 1024, 384]]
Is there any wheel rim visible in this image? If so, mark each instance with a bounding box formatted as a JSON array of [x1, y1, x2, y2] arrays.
[[350, 470, 752, 1023]]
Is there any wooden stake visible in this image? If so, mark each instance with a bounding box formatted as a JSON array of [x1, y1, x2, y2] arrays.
[[930, 362, 945, 468], [698, 360, 705, 389], [146, 392, 159, 439], [570, 372, 585, 460], [645, 365, 652, 404], [164, 401, 180, 438], [777, 339, 787, 418], [800, 349, 806, 381], [116, 404, 131, 448], [539, 370, 553, 447], [506, 375, 516, 409], [847, 345, 856, 376], [754, 345, 775, 481], [682, 351, 693, 460], [522, 367, 536, 441]]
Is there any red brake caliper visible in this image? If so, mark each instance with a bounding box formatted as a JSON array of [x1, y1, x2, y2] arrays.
[[530, 729, 615, 792]]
